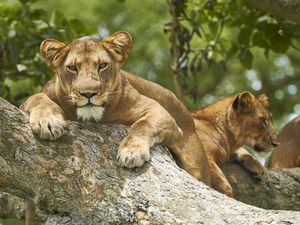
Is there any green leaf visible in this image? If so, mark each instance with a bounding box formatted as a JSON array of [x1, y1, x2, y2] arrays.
[[69, 19, 86, 34], [50, 10, 66, 27], [252, 31, 267, 48], [209, 20, 218, 36], [266, 29, 290, 53], [226, 42, 238, 60], [238, 26, 253, 47], [239, 48, 253, 69]]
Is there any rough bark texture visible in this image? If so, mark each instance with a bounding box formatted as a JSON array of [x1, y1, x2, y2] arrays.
[[0, 192, 25, 219], [222, 163, 300, 211], [246, 0, 300, 24], [0, 97, 300, 225]]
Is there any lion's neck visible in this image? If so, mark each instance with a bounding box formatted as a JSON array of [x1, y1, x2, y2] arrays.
[[225, 110, 246, 152], [193, 97, 246, 164]]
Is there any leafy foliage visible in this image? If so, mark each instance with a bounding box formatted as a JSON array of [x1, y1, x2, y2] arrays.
[[0, 0, 96, 104], [1, 0, 300, 126], [166, 0, 300, 125]]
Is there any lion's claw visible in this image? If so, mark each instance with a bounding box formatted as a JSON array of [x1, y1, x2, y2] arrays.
[[117, 137, 150, 168]]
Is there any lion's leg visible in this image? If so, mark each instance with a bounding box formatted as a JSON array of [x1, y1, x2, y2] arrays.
[[233, 148, 268, 181], [209, 160, 233, 197], [171, 133, 212, 185], [20, 93, 66, 140], [117, 106, 183, 168]]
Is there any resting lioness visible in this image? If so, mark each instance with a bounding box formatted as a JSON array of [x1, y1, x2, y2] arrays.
[[20, 31, 212, 185], [191, 92, 279, 196], [269, 115, 300, 168]]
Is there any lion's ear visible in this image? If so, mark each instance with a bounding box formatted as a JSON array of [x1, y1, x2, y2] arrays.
[[40, 39, 66, 67], [257, 94, 269, 108], [104, 31, 132, 62], [232, 91, 255, 113]]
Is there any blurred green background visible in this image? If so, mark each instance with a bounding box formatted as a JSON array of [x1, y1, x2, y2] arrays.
[[0, 0, 300, 224], [1, 0, 300, 127]]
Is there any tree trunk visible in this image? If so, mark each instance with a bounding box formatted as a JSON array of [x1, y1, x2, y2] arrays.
[[0, 97, 300, 225], [246, 0, 300, 24]]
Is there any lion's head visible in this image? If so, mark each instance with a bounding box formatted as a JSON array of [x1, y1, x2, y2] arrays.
[[40, 31, 132, 121], [231, 91, 279, 152]]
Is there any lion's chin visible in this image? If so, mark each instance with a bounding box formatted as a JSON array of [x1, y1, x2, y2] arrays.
[[76, 105, 105, 122]]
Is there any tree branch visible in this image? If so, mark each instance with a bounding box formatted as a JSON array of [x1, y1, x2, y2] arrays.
[[168, 0, 187, 103], [0, 192, 25, 219], [223, 162, 300, 211], [0, 97, 300, 224], [246, 0, 300, 24]]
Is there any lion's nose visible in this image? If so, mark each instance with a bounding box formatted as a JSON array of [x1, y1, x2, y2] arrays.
[[80, 92, 98, 99]]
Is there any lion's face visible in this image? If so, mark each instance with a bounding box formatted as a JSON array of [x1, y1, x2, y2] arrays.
[[40, 31, 132, 121], [231, 92, 279, 152]]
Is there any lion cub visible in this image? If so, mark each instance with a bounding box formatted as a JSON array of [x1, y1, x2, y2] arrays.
[[192, 92, 279, 196]]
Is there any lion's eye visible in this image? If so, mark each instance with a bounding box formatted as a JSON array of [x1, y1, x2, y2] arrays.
[[66, 65, 77, 73], [98, 63, 108, 71], [260, 117, 268, 125]]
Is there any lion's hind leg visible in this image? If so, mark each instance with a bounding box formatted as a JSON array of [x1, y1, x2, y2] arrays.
[[210, 159, 233, 197]]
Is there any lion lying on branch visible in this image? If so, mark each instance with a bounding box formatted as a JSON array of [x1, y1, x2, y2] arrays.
[[20, 31, 212, 185]]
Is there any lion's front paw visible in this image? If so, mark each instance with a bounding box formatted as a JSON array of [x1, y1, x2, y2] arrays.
[[117, 137, 151, 168], [251, 165, 269, 181], [243, 158, 269, 181], [30, 110, 66, 140]]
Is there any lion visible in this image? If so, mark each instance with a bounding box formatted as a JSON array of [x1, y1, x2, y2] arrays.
[[191, 91, 279, 196], [269, 115, 300, 168], [20, 31, 212, 185]]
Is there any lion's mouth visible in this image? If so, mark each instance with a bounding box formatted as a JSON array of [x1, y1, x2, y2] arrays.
[[77, 101, 105, 108], [78, 102, 96, 108]]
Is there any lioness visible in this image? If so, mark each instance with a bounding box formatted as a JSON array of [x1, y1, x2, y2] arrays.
[[191, 92, 279, 196], [269, 115, 300, 168], [20, 31, 212, 185]]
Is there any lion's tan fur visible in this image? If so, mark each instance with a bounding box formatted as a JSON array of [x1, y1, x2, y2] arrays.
[[20, 31, 212, 185], [192, 92, 278, 196], [269, 115, 300, 168]]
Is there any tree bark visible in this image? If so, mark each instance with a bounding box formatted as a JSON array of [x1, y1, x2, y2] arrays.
[[0, 192, 25, 220], [0, 97, 300, 225], [222, 163, 300, 211], [246, 0, 300, 24]]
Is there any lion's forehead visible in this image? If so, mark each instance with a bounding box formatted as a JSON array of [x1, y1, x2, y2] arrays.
[[66, 41, 110, 64], [69, 39, 102, 52], [253, 100, 269, 116]]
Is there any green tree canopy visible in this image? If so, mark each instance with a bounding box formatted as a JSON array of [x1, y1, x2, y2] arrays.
[[1, 0, 300, 128]]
